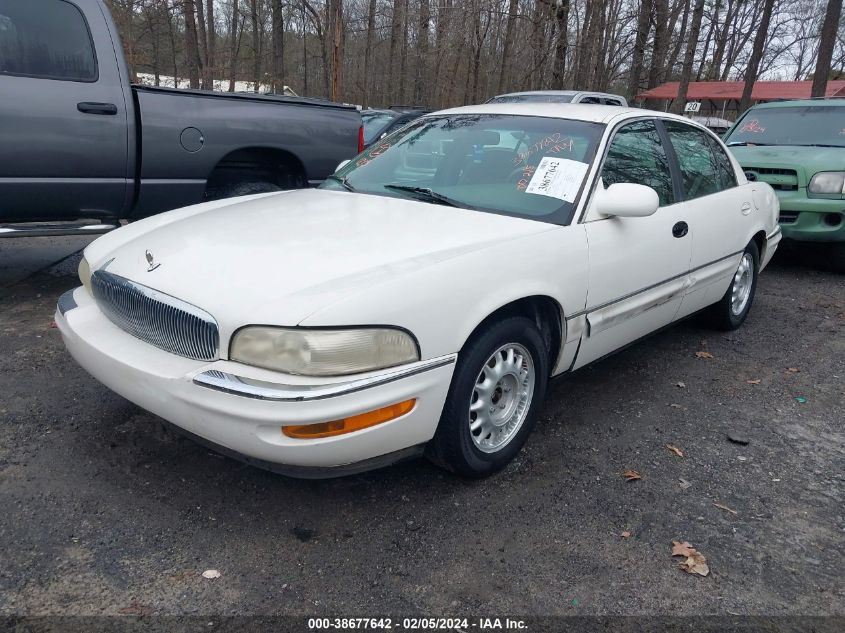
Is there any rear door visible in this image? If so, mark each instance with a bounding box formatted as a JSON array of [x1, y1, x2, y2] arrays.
[[0, 0, 130, 221], [660, 120, 751, 318]]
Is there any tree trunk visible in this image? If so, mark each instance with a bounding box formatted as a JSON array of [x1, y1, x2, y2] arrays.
[[551, 0, 570, 89], [328, 0, 343, 101], [272, 0, 285, 92], [672, 0, 705, 114], [206, 0, 216, 88], [497, 0, 519, 93], [195, 0, 209, 88], [738, 0, 776, 114], [811, 0, 843, 96], [627, 0, 653, 101], [183, 0, 201, 88], [388, 0, 404, 103], [228, 0, 240, 91], [363, 0, 376, 106], [249, 0, 261, 92], [414, 0, 430, 104], [647, 0, 671, 88]]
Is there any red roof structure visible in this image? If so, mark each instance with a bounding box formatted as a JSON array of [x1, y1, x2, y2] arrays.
[[637, 80, 845, 102]]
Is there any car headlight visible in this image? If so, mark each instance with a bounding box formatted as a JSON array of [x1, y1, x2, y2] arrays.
[[78, 257, 92, 294], [229, 327, 420, 376], [808, 172, 845, 194]]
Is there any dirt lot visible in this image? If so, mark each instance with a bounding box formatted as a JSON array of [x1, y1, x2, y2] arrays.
[[0, 238, 843, 623]]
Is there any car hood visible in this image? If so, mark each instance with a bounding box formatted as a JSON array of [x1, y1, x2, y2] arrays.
[[92, 189, 556, 333], [729, 145, 845, 187]]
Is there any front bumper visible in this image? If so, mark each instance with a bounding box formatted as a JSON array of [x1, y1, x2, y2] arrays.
[[774, 190, 845, 243], [56, 287, 455, 476]]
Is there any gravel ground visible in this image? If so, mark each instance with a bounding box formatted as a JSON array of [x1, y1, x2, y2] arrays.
[[0, 239, 842, 623]]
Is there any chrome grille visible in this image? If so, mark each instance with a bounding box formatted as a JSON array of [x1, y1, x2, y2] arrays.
[[91, 270, 219, 361]]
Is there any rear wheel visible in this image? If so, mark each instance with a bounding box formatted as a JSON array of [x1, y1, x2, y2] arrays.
[[427, 316, 549, 477], [707, 240, 759, 330]]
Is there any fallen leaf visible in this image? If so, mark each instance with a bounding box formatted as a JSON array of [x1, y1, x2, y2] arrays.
[[49, 321, 58, 329], [669, 403, 688, 410], [713, 502, 738, 516], [672, 541, 710, 577], [201, 569, 221, 579], [679, 478, 692, 490], [679, 552, 710, 577], [667, 444, 684, 458], [794, 396, 807, 403], [786, 367, 800, 373], [695, 351, 714, 359], [622, 469, 641, 481], [676, 381, 686, 388], [746, 379, 761, 385], [621, 531, 631, 538], [671, 541, 696, 557]]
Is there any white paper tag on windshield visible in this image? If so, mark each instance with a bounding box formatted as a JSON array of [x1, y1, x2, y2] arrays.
[[524, 157, 589, 203]]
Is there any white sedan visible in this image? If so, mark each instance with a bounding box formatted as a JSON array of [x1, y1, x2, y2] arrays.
[[57, 103, 782, 478]]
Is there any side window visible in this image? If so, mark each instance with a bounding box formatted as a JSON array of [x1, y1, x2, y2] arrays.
[[580, 96, 601, 104], [664, 121, 737, 199], [601, 120, 675, 206], [705, 134, 738, 191], [0, 0, 97, 82], [602, 98, 623, 106]]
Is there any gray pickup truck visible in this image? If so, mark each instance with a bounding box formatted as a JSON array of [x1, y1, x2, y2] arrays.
[[0, 0, 362, 236]]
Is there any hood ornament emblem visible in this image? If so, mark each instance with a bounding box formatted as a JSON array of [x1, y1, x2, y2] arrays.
[[145, 250, 161, 272]]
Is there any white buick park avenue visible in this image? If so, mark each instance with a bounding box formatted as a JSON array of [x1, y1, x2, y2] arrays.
[[57, 104, 782, 478]]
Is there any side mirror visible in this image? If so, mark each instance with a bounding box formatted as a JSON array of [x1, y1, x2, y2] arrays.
[[335, 159, 351, 173], [594, 182, 659, 218]]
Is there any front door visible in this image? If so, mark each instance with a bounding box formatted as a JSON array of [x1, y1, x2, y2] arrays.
[[574, 119, 691, 368], [0, 0, 130, 222]]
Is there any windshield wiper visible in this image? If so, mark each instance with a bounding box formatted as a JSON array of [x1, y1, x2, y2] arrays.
[[790, 143, 845, 148], [383, 184, 471, 209], [325, 174, 356, 192], [727, 141, 772, 147]]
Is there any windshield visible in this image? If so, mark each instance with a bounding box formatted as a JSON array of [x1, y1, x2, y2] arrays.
[[726, 106, 845, 148], [488, 94, 574, 104], [361, 111, 398, 144], [321, 114, 604, 224]]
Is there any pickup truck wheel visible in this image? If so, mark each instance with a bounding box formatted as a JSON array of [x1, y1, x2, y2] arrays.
[[707, 240, 759, 330], [427, 316, 549, 478], [213, 180, 282, 199]]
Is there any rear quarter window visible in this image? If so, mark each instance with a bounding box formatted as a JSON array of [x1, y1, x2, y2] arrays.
[[0, 0, 97, 82]]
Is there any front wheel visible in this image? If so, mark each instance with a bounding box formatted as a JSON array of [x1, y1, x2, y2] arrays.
[[427, 317, 549, 477], [707, 240, 759, 330]]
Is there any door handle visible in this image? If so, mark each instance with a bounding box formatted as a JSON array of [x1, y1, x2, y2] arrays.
[[741, 202, 752, 215], [672, 221, 689, 238], [77, 102, 118, 115]]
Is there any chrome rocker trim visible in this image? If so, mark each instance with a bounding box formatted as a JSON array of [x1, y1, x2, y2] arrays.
[[192, 354, 458, 402]]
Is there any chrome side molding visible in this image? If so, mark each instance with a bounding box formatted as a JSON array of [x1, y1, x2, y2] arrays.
[[0, 222, 120, 238], [193, 354, 458, 402]]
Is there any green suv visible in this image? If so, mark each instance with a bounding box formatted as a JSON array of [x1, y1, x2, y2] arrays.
[[725, 99, 845, 270]]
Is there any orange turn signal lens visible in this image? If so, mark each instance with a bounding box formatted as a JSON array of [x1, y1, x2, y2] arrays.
[[282, 399, 416, 439]]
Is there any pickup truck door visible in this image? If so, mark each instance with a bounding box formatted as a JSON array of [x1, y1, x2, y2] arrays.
[[573, 119, 691, 369], [0, 0, 131, 222]]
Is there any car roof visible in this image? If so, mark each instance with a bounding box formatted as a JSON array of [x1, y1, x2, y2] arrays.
[[747, 98, 845, 110], [491, 90, 625, 99], [429, 102, 707, 127]]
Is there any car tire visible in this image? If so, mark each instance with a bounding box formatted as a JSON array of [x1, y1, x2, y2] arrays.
[[426, 316, 549, 478], [708, 240, 760, 330], [214, 180, 282, 199]]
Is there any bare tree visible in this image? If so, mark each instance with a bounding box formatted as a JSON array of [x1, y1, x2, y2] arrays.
[[627, 0, 653, 100], [812, 0, 843, 95], [673, 0, 706, 113], [739, 0, 776, 113], [183, 0, 202, 88]]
